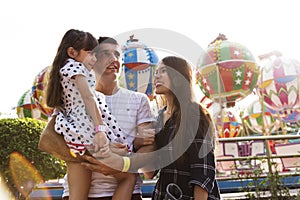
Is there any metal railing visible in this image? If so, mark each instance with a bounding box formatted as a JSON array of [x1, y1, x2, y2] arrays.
[[217, 134, 300, 162], [215, 134, 300, 181]]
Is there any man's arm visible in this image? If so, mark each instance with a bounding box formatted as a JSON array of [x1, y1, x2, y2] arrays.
[[133, 122, 155, 151], [133, 143, 157, 179], [81, 93, 158, 174], [133, 93, 156, 151]]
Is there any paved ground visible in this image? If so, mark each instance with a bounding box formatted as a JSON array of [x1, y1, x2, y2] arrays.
[[142, 189, 300, 199]]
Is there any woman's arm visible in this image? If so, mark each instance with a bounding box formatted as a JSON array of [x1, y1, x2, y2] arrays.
[[194, 185, 208, 200], [81, 143, 156, 175], [81, 152, 122, 175]]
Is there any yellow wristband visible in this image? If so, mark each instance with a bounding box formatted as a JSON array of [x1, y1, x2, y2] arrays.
[[69, 149, 77, 158], [122, 157, 130, 172]]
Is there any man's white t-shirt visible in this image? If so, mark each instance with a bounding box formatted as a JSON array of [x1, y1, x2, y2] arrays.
[[62, 87, 155, 198]]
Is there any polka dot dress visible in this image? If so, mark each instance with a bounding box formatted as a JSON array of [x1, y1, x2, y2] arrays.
[[54, 58, 126, 155]]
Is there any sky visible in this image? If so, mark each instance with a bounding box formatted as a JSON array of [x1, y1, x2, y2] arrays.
[[1, 0, 300, 116]]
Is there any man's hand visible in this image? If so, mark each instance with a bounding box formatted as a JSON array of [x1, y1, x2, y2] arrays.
[[134, 128, 155, 151], [81, 153, 123, 175], [110, 142, 129, 156]]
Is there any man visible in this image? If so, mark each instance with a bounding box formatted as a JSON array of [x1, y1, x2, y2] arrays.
[[60, 37, 155, 200]]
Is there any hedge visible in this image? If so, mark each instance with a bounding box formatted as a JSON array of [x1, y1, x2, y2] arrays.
[[0, 118, 66, 198]]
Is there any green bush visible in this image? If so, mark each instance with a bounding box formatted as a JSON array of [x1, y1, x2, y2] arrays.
[[0, 118, 66, 198]]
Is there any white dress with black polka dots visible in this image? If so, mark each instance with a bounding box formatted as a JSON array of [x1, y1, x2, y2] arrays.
[[54, 58, 126, 155]]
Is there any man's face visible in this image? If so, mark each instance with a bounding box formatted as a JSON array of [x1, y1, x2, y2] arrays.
[[94, 43, 121, 78]]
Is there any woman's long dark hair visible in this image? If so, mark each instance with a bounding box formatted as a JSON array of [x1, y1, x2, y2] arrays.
[[161, 56, 215, 160], [46, 29, 98, 108]]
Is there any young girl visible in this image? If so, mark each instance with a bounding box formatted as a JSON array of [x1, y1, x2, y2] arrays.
[[46, 29, 135, 200]]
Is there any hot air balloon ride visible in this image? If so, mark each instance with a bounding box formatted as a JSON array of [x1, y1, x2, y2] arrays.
[[285, 115, 300, 133], [266, 107, 300, 124], [243, 99, 280, 135], [215, 108, 242, 138], [16, 90, 47, 121], [258, 51, 300, 118], [282, 110, 300, 133], [31, 66, 54, 118], [119, 35, 159, 100], [196, 34, 260, 107]]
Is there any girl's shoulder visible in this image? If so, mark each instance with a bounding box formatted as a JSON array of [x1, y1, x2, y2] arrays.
[[60, 59, 89, 77], [63, 58, 85, 69], [94, 91, 105, 99]]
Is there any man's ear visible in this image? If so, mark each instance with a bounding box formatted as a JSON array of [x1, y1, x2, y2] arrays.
[[67, 47, 78, 58]]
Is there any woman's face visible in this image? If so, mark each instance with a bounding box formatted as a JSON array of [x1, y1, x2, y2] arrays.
[[154, 62, 171, 95]]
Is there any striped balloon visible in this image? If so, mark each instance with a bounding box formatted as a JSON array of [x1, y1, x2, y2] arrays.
[[16, 90, 48, 121], [215, 108, 241, 138], [266, 107, 300, 123], [197, 35, 260, 107], [244, 100, 280, 134], [119, 36, 159, 100], [258, 53, 300, 117], [31, 66, 54, 117]]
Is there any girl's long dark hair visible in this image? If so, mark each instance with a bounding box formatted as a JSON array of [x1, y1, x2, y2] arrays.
[[46, 29, 98, 108]]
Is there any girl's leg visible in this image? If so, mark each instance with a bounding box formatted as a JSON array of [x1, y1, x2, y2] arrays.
[[67, 161, 91, 200], [112, 173, 136, 200]]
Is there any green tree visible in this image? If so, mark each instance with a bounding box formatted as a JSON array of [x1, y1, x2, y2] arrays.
[[0, 118, 66, 199]]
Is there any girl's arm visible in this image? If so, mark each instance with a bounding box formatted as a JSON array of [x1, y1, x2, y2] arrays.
[[75, 74, 108, 154], [75, 74, 103, 126]]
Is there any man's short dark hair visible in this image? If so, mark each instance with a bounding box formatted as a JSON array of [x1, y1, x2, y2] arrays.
[[98, 37, 118, 45]]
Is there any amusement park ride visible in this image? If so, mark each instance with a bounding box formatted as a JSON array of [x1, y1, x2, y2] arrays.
[[196, 35, 300, 197], [15, 34, 300, 199]]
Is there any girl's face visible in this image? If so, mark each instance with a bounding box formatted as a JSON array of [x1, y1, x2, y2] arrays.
[[76, 49, 97, 70], [154, 62, 171, 95]]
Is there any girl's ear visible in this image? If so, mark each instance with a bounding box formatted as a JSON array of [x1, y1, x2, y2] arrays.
[[67, 47, 78, 58]]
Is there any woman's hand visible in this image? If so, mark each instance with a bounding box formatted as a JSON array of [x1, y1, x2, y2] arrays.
[[81, 152, 123, 175]]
